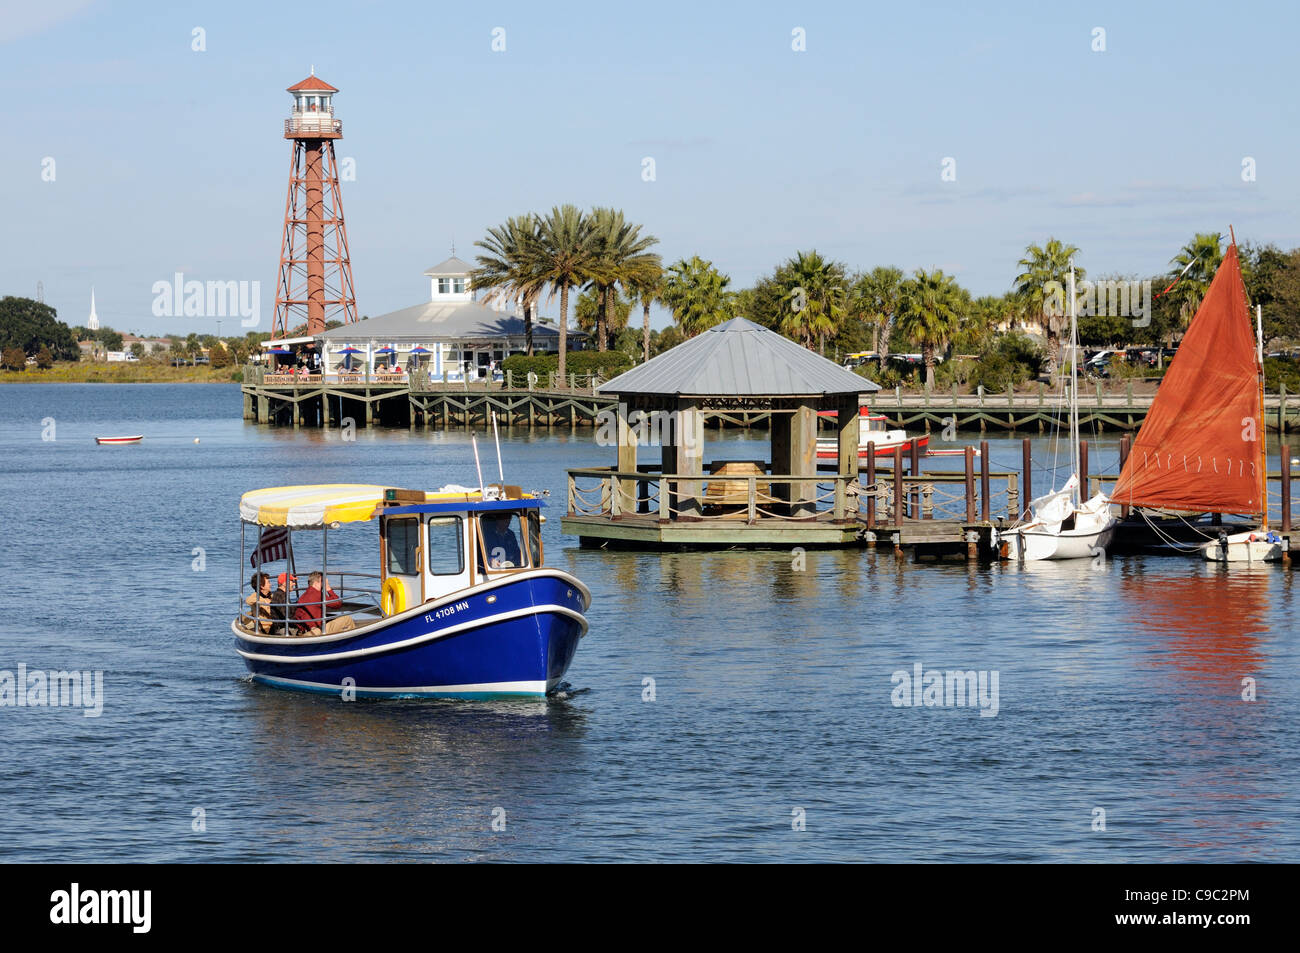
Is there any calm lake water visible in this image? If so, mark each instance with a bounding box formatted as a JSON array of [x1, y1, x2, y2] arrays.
[[0, 383, 1296, 862]]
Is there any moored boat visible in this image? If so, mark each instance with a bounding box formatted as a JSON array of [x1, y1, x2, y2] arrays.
[[815, 407, 930, 458], [95, 435, 144, 444], [996, 267, 1117, 561], [1110, 234, 1284, 564], [233, 483, 591, 699]]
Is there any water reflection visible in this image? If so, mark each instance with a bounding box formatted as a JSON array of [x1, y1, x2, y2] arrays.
[[232, 680, 592, 857], [1121, 563, 1269, 681], [1116, 562, 1278, 857]]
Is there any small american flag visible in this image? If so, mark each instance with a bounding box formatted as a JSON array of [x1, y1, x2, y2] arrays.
[[251, 526, 290, 568]]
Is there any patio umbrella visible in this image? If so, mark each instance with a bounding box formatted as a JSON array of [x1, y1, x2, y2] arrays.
[[337, 345, 362, 370]]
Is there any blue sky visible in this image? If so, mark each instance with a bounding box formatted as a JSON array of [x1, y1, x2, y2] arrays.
[[2, 0, 1295, 336]]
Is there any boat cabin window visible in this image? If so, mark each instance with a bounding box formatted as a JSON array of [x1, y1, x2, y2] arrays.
[[477, 510, 531, 571], [385, 518, 420, 576], [426, 515, 465, 575]]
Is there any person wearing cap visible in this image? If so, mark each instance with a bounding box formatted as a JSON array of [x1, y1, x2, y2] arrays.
[[293, 571, 355, 636], [270, 572, 297, 637]]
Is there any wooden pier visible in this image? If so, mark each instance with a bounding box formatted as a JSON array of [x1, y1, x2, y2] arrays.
[[562, 443, 1016, 553], [239, 367, 1300, 433], [563, 438, 1300, 557]]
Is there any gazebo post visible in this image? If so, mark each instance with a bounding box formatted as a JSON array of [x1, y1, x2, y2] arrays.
[[615, 399, 638, 515], [770, 400, 792, 515], [677, 397, 705, 519], [789, 399, 818, 518], [660, 398, 678, 519]]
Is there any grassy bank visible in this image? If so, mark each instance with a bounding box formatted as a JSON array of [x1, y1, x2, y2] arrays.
[[0, 363, 243, 384]]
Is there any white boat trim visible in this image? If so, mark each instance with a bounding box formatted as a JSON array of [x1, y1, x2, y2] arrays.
[[252, 674, 551, 696], [234, 603, 588, 664]]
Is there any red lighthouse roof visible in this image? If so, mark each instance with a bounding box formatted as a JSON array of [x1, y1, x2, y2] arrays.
[[287, 74, 338, 93]]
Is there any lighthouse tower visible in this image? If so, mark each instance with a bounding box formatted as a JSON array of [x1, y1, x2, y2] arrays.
[[272, 71, 358, 339]]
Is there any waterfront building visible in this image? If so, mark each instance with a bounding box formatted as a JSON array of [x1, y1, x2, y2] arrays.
[[315, 256, 577, 381]]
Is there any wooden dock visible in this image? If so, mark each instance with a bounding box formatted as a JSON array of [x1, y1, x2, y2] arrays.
[[239, 367, 1300, 433], [561, 447, 1019, 553], [562, 439, 1300, 556]]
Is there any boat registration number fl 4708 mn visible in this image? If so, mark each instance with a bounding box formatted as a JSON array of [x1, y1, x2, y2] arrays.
[[232, 483, 590, 699]]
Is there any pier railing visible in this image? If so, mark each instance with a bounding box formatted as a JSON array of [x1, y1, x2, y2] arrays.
[[565, 459, 1021, 526]]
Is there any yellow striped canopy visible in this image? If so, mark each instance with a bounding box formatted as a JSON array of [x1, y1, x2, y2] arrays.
[[240, 484, 391, 527]]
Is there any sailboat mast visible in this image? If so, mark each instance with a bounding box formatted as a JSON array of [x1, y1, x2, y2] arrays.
[[1069, 266, 1080, 504], [1257, 302, 1268, 529]]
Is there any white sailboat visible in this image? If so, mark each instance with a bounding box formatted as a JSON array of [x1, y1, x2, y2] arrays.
[[996, 268, 1117, 561]]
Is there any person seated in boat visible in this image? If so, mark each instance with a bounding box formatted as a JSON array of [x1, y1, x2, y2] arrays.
[[242, 572, 274, 633], [270, 572, 297, 637], [479, 512, 523, 569], [293, 571, 356, 636]]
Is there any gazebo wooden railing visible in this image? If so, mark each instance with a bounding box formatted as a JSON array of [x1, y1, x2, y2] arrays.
[[566, 463, 1022, 525]]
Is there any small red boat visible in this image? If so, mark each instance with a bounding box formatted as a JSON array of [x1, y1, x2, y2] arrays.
[[815, 409, 929, 458], [95, 435, 144, 445]]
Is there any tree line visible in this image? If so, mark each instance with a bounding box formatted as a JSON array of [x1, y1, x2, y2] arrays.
[[469, 210, 1300, 389]]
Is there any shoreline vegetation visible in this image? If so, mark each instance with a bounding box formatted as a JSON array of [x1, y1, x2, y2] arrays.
[[6, 221, 1300, 394], [0, 364, 242, 384]]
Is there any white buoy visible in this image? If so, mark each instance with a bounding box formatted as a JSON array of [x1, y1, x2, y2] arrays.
[[194, 438, 201, 444]]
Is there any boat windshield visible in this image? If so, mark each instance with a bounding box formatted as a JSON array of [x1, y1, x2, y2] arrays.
[[476, 509, 540, 572]]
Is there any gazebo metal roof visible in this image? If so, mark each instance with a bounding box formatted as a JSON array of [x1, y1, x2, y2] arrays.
[[598, 317, 879, 398]]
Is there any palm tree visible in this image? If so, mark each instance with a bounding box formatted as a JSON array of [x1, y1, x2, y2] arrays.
[[625, 267, 664, 363], [1013, 238, 1084, 375], [1164, 232, 1225, 332], [660, 256, 735, 336], [775, 250, 847, 352], [469, 214, 545, 356], [533, 204, 596, 384], [587, 207, 661, 351], [851, 266, 905, 364], [894, 269, 966, 389]]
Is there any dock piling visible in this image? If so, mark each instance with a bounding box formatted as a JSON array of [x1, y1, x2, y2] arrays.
[[865, 442, 877, 525], [1021, 438, 1032, 518], [979, 440, 990, 522], [1118, 434, 1131, 518], [893, 446, 904, 523], [964, 447, 975, 523], [1282, 443, 1292, 533]]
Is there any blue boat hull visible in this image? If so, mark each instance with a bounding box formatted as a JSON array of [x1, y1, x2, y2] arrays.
[[233, 570, 589, 699]]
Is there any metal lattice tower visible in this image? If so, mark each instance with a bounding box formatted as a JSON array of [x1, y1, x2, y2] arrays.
[[272, 72, 357, 339]]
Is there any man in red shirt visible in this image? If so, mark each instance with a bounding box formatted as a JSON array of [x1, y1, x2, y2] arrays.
[[293, 571, 356, 635]]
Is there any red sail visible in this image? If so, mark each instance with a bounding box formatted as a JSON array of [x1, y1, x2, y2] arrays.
[[1111, 244, 1262, 513]]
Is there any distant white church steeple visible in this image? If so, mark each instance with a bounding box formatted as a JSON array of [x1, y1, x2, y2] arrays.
[[87, 288, 99, 331]]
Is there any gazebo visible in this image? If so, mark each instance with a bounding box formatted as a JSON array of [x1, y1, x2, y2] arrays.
[[561, 317, 879, 547]]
